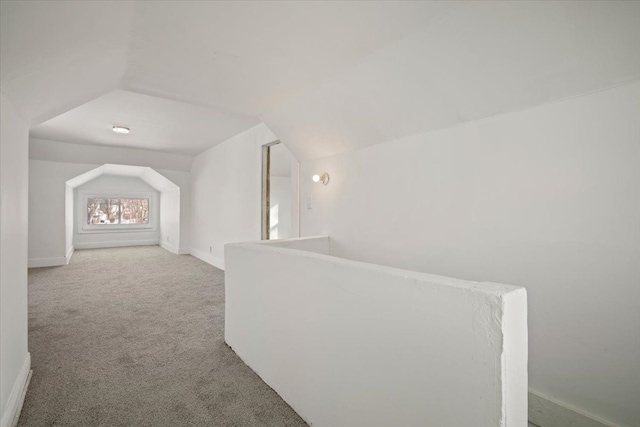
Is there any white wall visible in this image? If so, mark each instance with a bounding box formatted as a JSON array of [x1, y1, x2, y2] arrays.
[[225, 237, 528, 426], [189, 123, 278, 269], [268, 142, 297, 240], [29, 160, 94, 266], [157, 169, 190, 253], [73, 175, 160, 249], [28, 158, 190, 265], [299, 83, 640, 426], [30, 138, 193, 172], [65, 183, 73, 258], [269, 176, 292, 239], [0, 95, 31, 427]]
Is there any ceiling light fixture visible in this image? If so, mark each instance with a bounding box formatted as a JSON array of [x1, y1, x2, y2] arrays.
[[112, 125, 130, 134], [312, 173, 330, 185]]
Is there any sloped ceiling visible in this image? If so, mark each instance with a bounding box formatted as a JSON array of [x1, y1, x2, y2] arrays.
[[0, 1, 134, 125], [122, 1, 451, 116], [30, 90, 259, 155], [265, 1, 640, 160], [66, 164, 179, 194], [2, 1, 639, 159]]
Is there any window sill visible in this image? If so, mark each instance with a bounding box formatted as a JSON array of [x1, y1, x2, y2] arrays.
[[79, 227, 157, 234]]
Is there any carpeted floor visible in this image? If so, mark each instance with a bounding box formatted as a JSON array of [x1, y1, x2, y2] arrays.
[[19, 246, 306, 426]]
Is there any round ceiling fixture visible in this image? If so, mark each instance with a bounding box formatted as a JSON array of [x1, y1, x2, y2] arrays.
[[112, 125, 130, 134]]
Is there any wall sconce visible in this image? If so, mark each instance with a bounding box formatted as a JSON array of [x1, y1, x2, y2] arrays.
[[312, 173, 330, 185]]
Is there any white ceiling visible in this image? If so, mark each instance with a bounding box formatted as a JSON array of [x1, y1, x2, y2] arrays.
[[30, 90, 259, 155], [265, 1, 640, 160], [2, 1, 639, 159], [123, 1, 451, 117], [0, 1, 134, 125]]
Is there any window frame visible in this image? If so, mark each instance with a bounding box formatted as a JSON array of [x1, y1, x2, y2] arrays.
[[78, 190, 158, 234]]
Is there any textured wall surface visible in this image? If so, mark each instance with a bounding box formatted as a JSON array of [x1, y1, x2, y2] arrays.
[[225, 237, 527, 426]]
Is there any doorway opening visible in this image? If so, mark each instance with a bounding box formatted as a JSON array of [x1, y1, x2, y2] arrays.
[[261, 141, 299, 240]]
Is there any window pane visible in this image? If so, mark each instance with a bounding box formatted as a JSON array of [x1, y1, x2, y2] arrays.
[[109, 199, 121, 224], [120, 198, 149, 224], [87, 198, 120, 224], [87, 198, 103, 224], [87, 197, 149, 225]]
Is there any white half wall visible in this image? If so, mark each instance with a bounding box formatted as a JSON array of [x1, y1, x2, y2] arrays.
[[225, 237, 528, 426], [189, 123, 279, 268], [0, 95, 31, 427], [298, 82, 640, 426]]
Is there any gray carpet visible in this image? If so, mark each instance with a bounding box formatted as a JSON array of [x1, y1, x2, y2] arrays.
[[19, 246, 306, 426]]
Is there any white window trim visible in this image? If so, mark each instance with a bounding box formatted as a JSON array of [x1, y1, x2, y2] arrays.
[[77, 190, 159, 234]]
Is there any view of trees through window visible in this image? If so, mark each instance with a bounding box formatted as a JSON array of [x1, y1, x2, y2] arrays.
[[87, 198, 149, 225]]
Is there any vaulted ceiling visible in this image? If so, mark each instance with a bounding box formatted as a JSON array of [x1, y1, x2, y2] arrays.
[[2, 1, 639, 159], [30, 90, 259, 155]]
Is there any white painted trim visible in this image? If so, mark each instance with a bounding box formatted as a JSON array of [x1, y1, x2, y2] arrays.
[[528, 390, 625, 427], [28, 257, 67, 268], [190, 248, 225, 270], [160, 242, 190, 255], [1, 353, 31, 427], [9, 371, 31, 427], [28, 245, 74, 269], [65, 245, 74, 264], [160, 241, 179, 254], [74, 239, 159, 250]]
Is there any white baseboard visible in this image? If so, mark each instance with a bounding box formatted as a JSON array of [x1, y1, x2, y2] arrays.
[[1, 353, 31, 427], [159, 241, 190, 255], [74, 239, 159, 250], [29, 246, 75, 268], [529, 390, 624, 427], [190, 248, 225, 270], [65, 245, 74, 264], [160, 241, 179, 254], [28, 257, 67, 268]]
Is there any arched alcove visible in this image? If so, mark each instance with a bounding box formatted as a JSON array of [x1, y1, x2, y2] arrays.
[[65, 164, 181, 261]]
